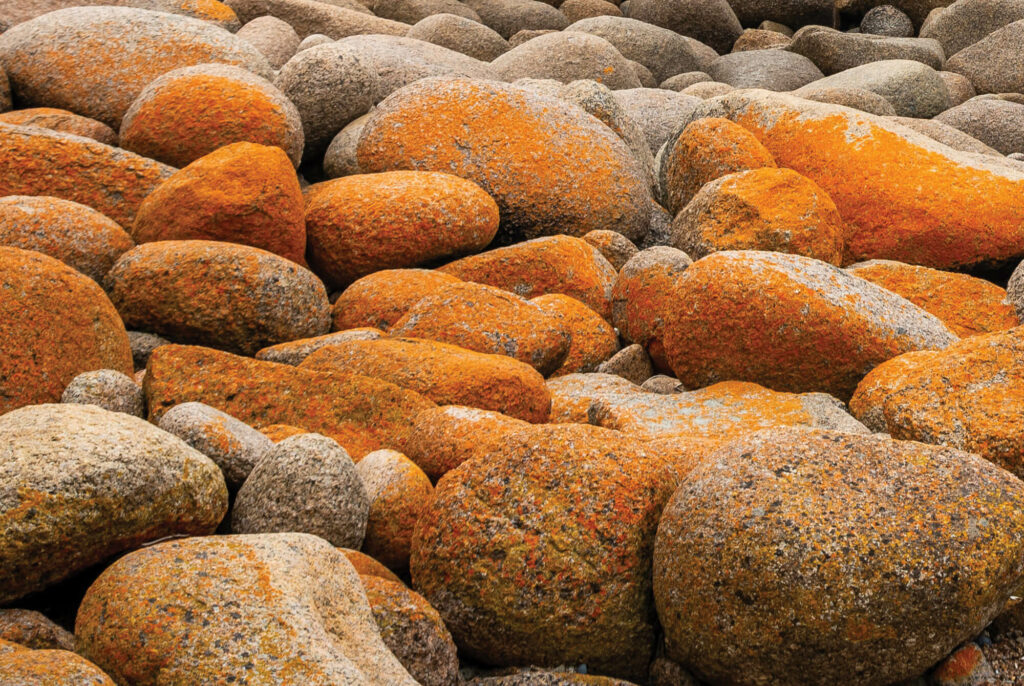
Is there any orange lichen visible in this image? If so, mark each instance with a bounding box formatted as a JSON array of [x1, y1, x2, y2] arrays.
[[0, 649, 116, 684], [0, 107, 117, 144], [932, 643, 986, 681], [531, 294, 619, 376], [258, 424, 309, 442], [342, 549, 404, 584], [356, 449, 434, 572], [439, 235, 618, 320], [332, 269, 462, 332], [132, 142, 306, 265], [300, 337, 551, 423]]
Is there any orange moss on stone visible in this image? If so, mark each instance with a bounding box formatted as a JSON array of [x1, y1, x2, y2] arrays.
[[439, 236, 618, 320], [332, 269, 462, 332], [0, 247, 132, 414], [672, 168, 845, 265], [300, 337, 551, 423], [931, 643, 986, 682], [355, 449, 434, 572], [259, 424, 308, 442], [119, 64, 301, 168], [663, 116, 777, 216], [531, 294, 619, 376], [0, 649, 116, 684], [847, 260, 1018, 337], [342, 548, 404, 584], [0, 107, 116, 144], [305, 171, 499, 290], [132, 142, 306, 265], [403, 405, 530, 482], [0, 122, 174, 228], [390, 281, 571, 376], [144, 344, 436, 459]]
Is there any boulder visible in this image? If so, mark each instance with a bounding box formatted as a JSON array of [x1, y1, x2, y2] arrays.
[[920, 0, 1024, 61], [582, 229, 639, 269], [797, 59, 950, 118], [0, 107, 116, 144], [323, 112, 371, 178], [625, 0, 741, 54], [355, 450, 434, 571], [225, 0, 409, 39], [724, 0, 832, 28], [861, 4, 915, 35], [789, 26, 945, 75], [546, 372, 640, 423], [0, 610, 74, 651], [533, 294, 619, 376], [793, 85, 898, 115], [332, 269, 462, 331], [492, 31, 642, 88], [935, 98, 1024, 155], [561, 0, 621, 21], [403, 405, 529, 481], [731, 28, 791, 51], [609, 89, 700, 156], [61, 369, 145, 417], [706, 50, 823, 91], [0, 649, 116, 685], [256, 329, 386, 366], [407, 13, 510, 61], [237, 15, 301, 69], [886, 115, 1000, 155], [0, 403, 226, 604], [946, 19, 1024, 94], [372, 0, 479, 23], [464, 0, 568, 39]]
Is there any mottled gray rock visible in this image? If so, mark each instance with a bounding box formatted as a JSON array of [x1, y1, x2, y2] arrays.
[[834, 0, 949, 27], [546, 372, 641, 423], [934, 98, 1024, 155], [793, 86, 898, 115], [372, 0, 479, 24], [560, 0, 622, 22], [889, 115, 1001, 155], [921, 0, 1024, 59], [938, 70, 976, 105], [406, 12, 509, 60], [640, 374, 685, 394], [567, 16, 706, 83], [0, 609, 74, 651], [297, 33, 333, 50], [232, 433, 370, 549], [323, 111, 371, 178], [789, 25, 945, 75], [274, 43, 379, 162], [224, 0, 410, 40], [630, 60, 657, 87], [492, 31, 642, 88], [732, 28, 791, 51], [62, 369, 144, 417], [158, 402, 272, 489], [659, 71, 712, 90], [464, 0, 568, 39], [625, 0, 741, 54], [76, 533, 417, 684], [640, 203, 673, 249], [0, 403, 227, 604], [508, 28, 558, 46], [681, 81, 734, 98], [237, 15, 301, 70], [861, 5, 914, 36], [611, 88, 700, 155], [759, 19, 793, 34], [583, 229, 639, 270], [655, 427, 1024, 685], [0, 6, 272, 128], [797, 59, 950, 117], [128, 331, 170, 371], [946, 20, 1024, 94], [596, 343, 654, 385], [707, 49, 822, 91], [255, 327, 386, 364]]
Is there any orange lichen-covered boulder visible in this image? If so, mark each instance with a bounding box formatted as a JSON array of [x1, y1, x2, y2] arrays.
[[332, 269, 462, 331], [343, 548, 404, 584], [0, 195, 134, 283], [661, 116, 777, 216], [532, 294, 619, 376], [439, 235, 618, 320], [403, 405, 529, 482], [0, 247, 132, 414], [75, 534, 417, 685], [0, 7, 272, 128], [671, 168, 846, 265], [144, 345, 435, 459], [846, 259, 1019, 337], [546, 372, 640, 424], [654, 428, 1024, 685], [300, 337, 551, 423], [131, 143, 306, 265], [592, 380, 869, 440], [390, 281, 571, 376], [610, 247, 692, 372], [676, 90, 1024, 270], [411, 423, 675, 681], [850, 326, 1024, 477], [256, 328, 386, 366], [119, 63, 304, 168], [0, 649, 116, 685], [662, 251, 956, 401], [305, 171, 499, 289], [361, 575, 459, 686], [355, 449, 434, 571], [357, 77, 652, 244], [0, 107, 116, 145], [106, 241, 329, 355], [0, 123, 174, 228]]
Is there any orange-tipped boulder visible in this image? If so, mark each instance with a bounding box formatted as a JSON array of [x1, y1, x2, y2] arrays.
[[300, 337, 551, 422], [675, 90, 1024, 270], [0, 247, 132, 414], [532, 294, 619, 376], [106, 241, 329, 355], [332, 269, 462, 331], [119, 63, 304, 168], [0, 122, 174, 228], [132, 143, 306, 265], [411, 423, 675, 681], [357, 77, 652, 244], [305, 171, 499, 289], [403, 405, 529, 481], [0, 107, 116, 145], [847, 259, 1018, 337], [144, 345, 435, 459], [0, 195, 134, 283], [671, 168, 846, 264], [851, 326, 1024, 477], [662, 251, 957, 400], [390, 281, 571, 376], [0, 6, 272, 128], [661, 116, 776, 216], [610, 247, 692, 372], [355, 449, 434, 571], [439, 235, 618, 320], [654, 428, 1024, 685]]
